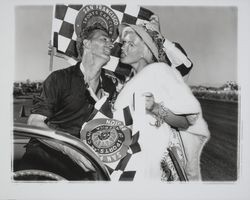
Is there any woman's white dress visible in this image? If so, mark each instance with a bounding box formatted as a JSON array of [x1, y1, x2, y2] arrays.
[[113, 62, 210, 181]]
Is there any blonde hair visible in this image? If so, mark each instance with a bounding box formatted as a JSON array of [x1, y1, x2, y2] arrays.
[[143, 45, 155, 64], [121, 26, 156, 64]]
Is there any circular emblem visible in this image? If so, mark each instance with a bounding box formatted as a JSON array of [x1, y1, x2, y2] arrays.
[[75, 5, 120, 41], [81, 118, 132, 163]]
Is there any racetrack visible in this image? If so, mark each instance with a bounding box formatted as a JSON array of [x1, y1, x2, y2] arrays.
[[13, 97, 239, 181], [199, 99, 238, 181]]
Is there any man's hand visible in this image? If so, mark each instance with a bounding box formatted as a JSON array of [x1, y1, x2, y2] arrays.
[[27, 114, 50, 129]]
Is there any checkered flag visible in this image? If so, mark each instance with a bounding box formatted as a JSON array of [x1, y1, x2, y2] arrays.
[[51, 5, 153, 77], [80, 95, 140, 181], [51, 4, 193, 79]]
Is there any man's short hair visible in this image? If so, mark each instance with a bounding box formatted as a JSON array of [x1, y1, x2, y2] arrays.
[[76, 23, 109, 61]]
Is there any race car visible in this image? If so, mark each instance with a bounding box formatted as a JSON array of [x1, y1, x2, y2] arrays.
[[13, 123, 110, 181]]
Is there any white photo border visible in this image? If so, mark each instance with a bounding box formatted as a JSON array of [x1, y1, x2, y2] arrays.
[[1, 0, 250, 199]]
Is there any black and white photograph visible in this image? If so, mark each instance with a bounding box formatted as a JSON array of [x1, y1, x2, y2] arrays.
[[1, 0, 250, 199]]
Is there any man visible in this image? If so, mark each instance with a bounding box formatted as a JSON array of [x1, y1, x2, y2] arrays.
[[28, 23, 115, 136], [18, 23, 116, 180]]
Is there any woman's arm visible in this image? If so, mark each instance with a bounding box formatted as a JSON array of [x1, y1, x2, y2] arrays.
[[149, 102, 189, 130], [144, 93, 190, 130]]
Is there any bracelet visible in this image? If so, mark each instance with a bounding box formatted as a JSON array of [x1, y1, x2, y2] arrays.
[[151, 103, 169, 120], [148, 103, 169, 128]]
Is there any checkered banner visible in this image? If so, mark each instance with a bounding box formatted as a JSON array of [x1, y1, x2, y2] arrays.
[[80, 95, 140, 181], [51, 4, 193, 78], [79, 94, 188, 181]]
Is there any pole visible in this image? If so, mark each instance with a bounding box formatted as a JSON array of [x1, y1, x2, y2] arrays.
[[48, 40, 54, 72]]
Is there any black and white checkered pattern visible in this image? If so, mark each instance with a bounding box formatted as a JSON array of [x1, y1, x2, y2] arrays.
[[80, 96, 140, 181], [52, 5, 153, 77], [51, 4, 193, 78], [80, 93, 188, 181], [52, 5, 81, 57]]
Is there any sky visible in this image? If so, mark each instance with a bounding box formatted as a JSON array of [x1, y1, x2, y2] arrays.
[[14, 5, 237, 87]]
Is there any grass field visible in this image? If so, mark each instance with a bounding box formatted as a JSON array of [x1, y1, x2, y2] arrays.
[[13, 97, 239, 181]]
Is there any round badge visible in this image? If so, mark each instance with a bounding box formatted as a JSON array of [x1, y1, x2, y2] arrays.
[[81, 118, 132, 163], [75, 5, 120, 41]]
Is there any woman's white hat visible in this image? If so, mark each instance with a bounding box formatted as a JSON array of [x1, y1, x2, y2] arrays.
[[119, 23, 164, 62]]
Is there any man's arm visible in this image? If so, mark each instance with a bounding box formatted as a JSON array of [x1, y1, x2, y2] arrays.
[[27, 113, 50, 129], [28, 71, 61, 129]]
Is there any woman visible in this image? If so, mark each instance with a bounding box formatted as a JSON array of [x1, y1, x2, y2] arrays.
[[112, 22, 210, 181]]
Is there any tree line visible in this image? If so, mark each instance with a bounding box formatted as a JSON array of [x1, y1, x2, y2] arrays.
[[14, 80, 238, 102]]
